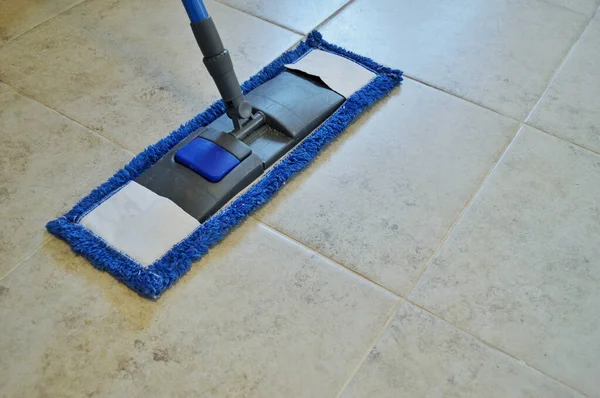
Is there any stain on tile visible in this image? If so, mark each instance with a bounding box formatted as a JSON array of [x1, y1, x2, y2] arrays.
[[152, 348, 174, 363], [116, 356, 140, 376], [133, 339, 145, 350]]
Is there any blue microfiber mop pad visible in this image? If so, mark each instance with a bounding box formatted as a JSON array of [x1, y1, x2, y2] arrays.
[[46, 31, 403, 299]]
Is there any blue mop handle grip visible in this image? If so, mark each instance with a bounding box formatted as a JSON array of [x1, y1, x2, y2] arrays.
[[182, 0, 210, 23]]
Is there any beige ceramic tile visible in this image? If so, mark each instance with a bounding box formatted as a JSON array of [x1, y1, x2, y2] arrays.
[[410, 127, 600, 396], [0, 219, 399, 397], [0, 0, 83, 44], [320, 0, 588, 120], [0, 83, 131, 278], [217, 0, 350, 34], [341, 303, 583, 398], [528, 11, 600, 153], [0, 0, 301, 153], [256, 79, 517, 295]]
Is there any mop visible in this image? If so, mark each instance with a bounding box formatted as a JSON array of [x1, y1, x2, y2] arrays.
[[47, 0, 403, 298]]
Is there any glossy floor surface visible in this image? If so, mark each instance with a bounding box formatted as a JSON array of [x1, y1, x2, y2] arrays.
[[1, 0, 600, 396]]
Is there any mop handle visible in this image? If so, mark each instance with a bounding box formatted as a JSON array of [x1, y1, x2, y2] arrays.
[[180, 0, 252, 128], [181, 0, 210, 23]]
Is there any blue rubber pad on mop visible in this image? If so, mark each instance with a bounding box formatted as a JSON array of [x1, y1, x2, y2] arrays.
[[46, 31, 403, 299], [175, 138, 240, 182]]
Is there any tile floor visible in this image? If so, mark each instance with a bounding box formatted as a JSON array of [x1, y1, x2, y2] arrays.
[[1, 0, 599, 396]]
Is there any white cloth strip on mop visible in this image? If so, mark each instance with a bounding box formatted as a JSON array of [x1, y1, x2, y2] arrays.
[[80, 181, 200, 267], [285, 49, 376, 98]]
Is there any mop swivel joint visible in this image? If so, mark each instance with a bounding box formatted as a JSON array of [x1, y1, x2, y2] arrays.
[[190, 16, 252, 130]]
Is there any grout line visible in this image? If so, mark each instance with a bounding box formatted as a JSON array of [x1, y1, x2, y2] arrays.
[[213, 0, 356, 37], [2, 84, 135, 156], [403, 75, 521, 123], [252, 217, 402, 299], [531, 125, 600, 157], [400, 6, 595, 126], [252, 215, 409, 397], [312, 0, 356, 32], [403, 122, 523, 299], [335, 296, 590, 397], [524, 8, 597, 124], [537, 0, 592, 16], [404, 75, 600, 158], [406, 299, 590, 397], [281, 36, 306, 54], [0, 0, 89, 47], [406, 13, 598, 292], [212, 0, 305, 36], [0, 240, 52, 284], [335, 300, 404, 398], [403, 75, 600, 158]]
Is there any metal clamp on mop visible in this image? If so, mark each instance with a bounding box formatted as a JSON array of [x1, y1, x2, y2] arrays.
[[136, 0, 345, 222]]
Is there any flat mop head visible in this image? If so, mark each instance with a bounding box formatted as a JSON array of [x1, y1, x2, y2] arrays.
[[46, 32, 403, 298]]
